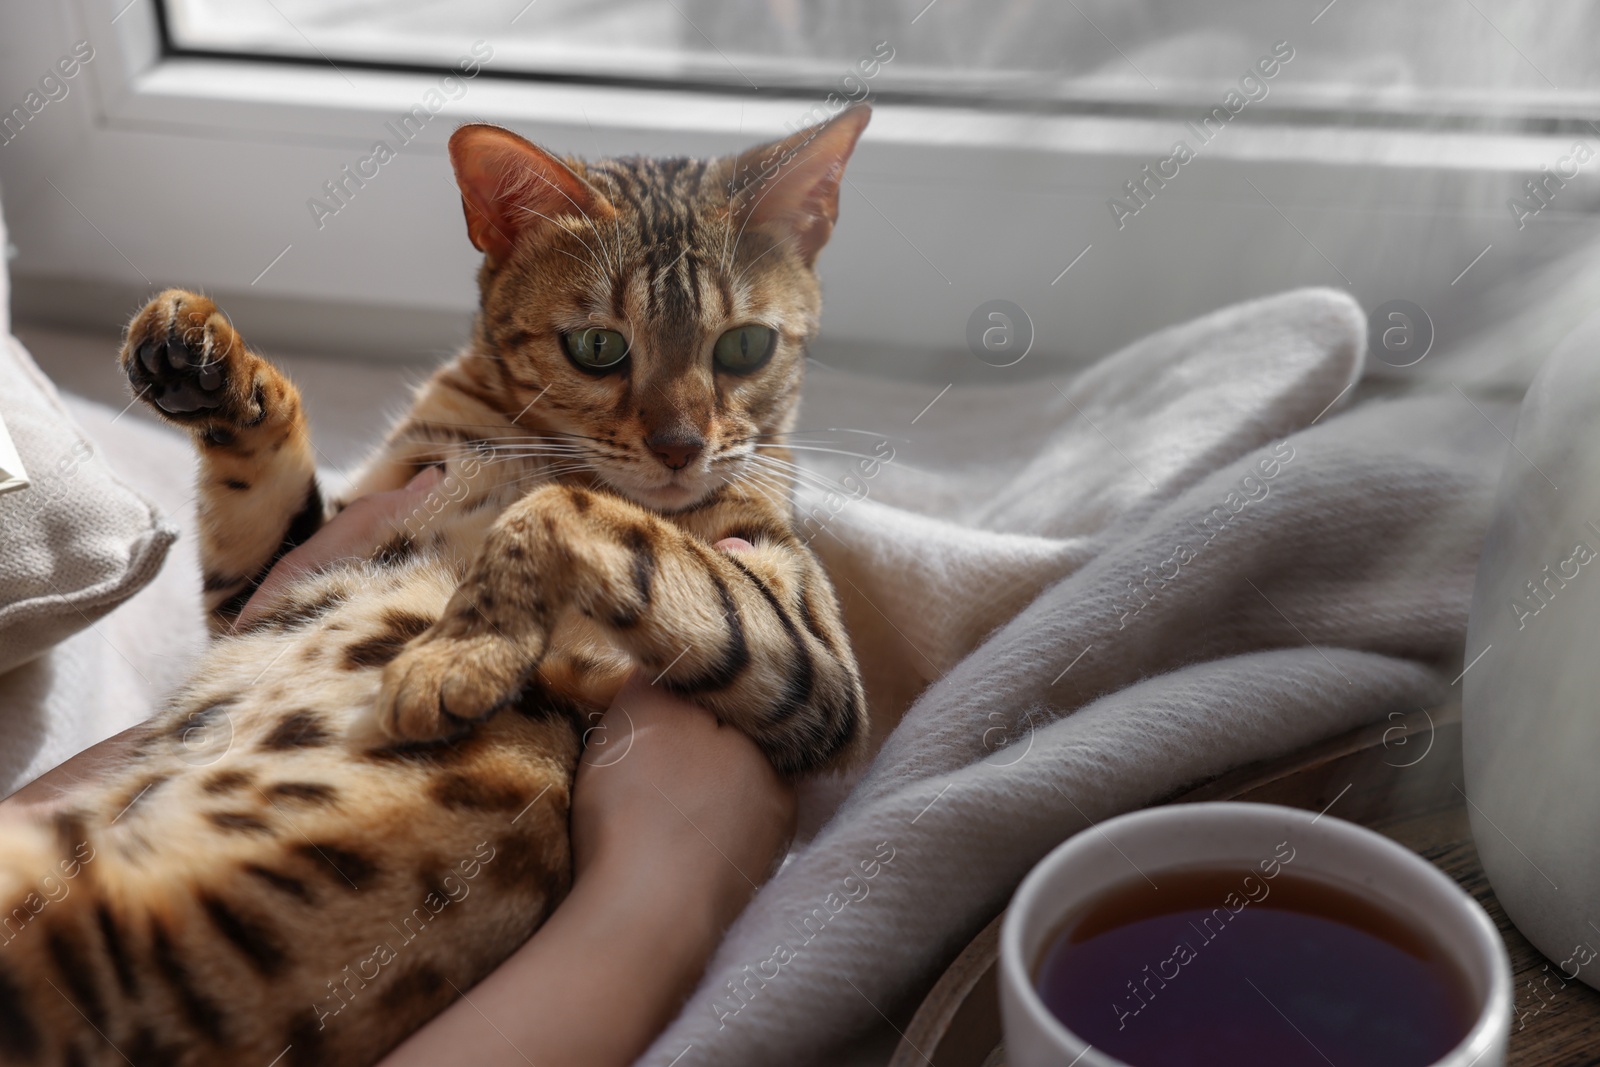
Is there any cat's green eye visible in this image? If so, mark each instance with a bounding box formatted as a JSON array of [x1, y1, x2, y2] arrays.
[[713, 325, 776, 374], [562, 328, 630, 372]]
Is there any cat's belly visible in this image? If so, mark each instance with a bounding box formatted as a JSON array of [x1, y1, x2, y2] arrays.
[[0, 557, 592, 1066], [220, 550, 632, 730]]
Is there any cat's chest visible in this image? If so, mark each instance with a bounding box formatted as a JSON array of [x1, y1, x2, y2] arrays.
[[400, 455, 557, 561]]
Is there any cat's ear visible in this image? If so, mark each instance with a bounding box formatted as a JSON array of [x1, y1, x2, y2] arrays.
[[448, 123, 615, 265], [731, 105, 871, 266]]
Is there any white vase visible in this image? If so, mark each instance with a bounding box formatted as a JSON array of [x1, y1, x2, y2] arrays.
[[1466, 308, 1600, 992]]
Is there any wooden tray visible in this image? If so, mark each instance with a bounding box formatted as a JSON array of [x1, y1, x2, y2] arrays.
[[890, 705, 1600, 1067]]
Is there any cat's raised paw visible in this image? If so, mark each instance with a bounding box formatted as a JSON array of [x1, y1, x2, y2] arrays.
[[120, 289, 262, 428], [376, 630, 529, 740]]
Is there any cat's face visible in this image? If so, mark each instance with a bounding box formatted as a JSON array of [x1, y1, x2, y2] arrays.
[[450, 109, 870, 512]]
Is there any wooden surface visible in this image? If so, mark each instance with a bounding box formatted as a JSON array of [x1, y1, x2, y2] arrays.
[[891, 706, 1600, 1067]]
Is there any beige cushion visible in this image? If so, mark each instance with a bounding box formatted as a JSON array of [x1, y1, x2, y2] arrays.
[[0, 336, 178, 674], [0, 193, 178, 676], [0, 393, 202, 794]]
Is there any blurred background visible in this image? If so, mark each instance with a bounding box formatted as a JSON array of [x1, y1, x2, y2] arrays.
[[163, 0, 1600, 108], [3, 0, 1600, 455]]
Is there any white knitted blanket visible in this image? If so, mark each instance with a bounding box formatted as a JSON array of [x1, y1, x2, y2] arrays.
[[639, 288, 1510, 1066]]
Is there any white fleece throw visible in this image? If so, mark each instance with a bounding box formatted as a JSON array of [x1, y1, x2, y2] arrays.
[[639, 288, 1512, 1066]]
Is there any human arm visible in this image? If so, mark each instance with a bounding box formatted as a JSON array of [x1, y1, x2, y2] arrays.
[[377, 669, 796, 1067]]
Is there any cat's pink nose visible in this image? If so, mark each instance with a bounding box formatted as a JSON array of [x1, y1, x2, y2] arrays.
[[646, 432, 704, 471]]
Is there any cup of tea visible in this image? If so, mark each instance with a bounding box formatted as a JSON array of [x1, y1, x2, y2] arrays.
[[999, 802, 1510, 1067]]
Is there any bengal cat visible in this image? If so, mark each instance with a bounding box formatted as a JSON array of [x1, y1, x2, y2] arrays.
[[0, 106, 871, 1066]]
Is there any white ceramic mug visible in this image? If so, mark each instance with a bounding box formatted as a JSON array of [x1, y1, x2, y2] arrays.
[[999, 802, 1510, 1067]]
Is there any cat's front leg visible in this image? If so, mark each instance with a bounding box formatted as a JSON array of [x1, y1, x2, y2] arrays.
[[374, 483, 867, 774], [120, 289, 322, 628]]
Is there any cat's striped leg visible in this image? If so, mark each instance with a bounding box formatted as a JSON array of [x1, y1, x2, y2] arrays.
[[373, 483, 866, 774], [120, 289, 323, 629]]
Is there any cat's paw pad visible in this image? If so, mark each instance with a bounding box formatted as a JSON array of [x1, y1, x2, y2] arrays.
[[120, 289, 259, 426], [376, 631, 528, 741]]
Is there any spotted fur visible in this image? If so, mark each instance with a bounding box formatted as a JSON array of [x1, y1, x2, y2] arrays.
[[0, 107, 872, 1064]]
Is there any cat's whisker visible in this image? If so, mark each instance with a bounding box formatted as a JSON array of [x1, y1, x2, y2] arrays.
[[748, 459, 871, 497], [729, 468, 796, 514], [458, 442, 593, 453], [744, 466, 840, 502], [740, 454, 847, 498], [498, 466, 599, 490], [743, 458, 882, 510], [740, 439, 880, 453], [741, 451, 823, 480], [416, 422, 605, 444], [415, 446, 593, 466], [525, 458, 602, 474], [480, 453, 592, 464], [500, 438, 588, 445], [419, 438, 590, 451], [404, 425, 587, 443], [751, 443, 923, 477], [740, 461, 799, 494], [476, 457, 593, 471], [751, 443, 887, 463], [736, 483, 791, 519], [478, 453, 593, 464], [746, 427, 906, 443], [538, 430, 607, 444], [462, 443, 592, 455]]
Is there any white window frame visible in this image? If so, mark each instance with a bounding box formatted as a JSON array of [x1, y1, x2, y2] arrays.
[[4, 0, 1598, 376]]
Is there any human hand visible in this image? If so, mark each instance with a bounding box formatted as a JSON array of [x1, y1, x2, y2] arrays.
[[571, 650, 796, 931]]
